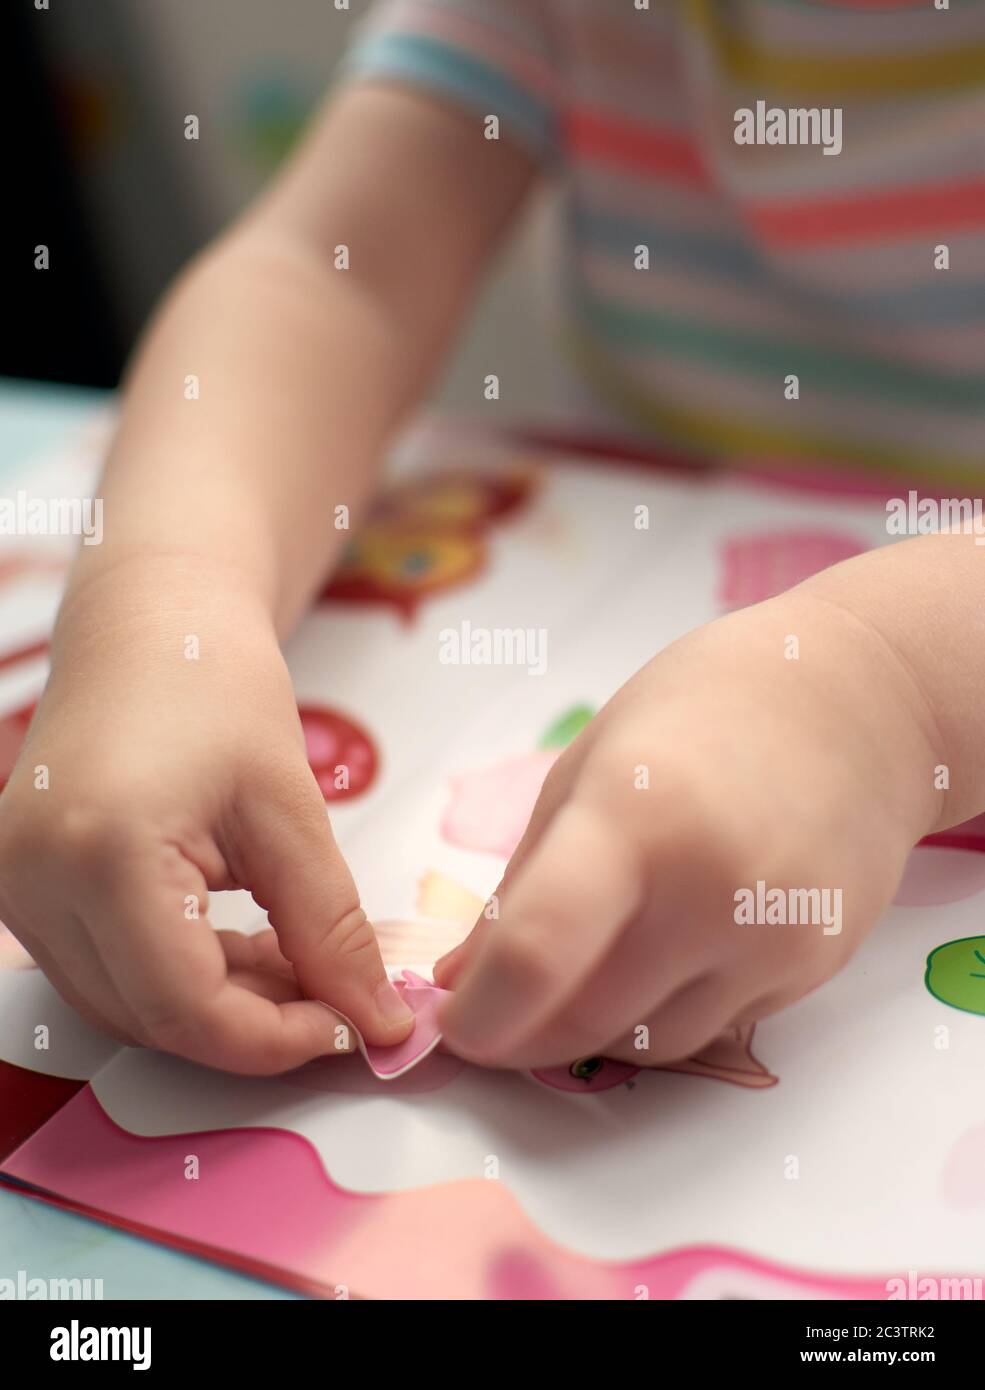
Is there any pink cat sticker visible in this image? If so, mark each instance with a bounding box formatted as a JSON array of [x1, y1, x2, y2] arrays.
[[334, 972, 779, 1092]]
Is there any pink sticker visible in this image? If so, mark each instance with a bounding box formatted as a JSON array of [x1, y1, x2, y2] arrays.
[[718, 531, 866, 611], [530, 1024, 777, 1093], [333, 978, 778, 1093], [284, 1048, 466, 1096], [441, 750, 558, 859], [336, 970, 450, 1081], [531, 1058, 640, 1093]]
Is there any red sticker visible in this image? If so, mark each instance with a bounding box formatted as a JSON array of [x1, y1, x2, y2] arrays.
[[299, 705, 378, 802]]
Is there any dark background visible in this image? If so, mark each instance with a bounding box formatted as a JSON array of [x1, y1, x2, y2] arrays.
[[3, 0, 550, 419], [7, 4, 133, 386], [4, 1, 350, 389]]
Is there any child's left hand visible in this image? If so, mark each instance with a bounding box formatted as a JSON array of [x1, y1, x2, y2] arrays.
[[434, 589, 940, 1069]]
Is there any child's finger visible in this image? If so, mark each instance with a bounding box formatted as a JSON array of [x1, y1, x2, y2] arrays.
[[439, 798, 642, 1064], [236, 771, 414, 1047], [22, 924, 144, 1048], [432, 933, 474, 987], [525, 972, 737, 1072], [59, 913, 150, 1044], [217, 930, 344, 1014], [157, 985, 354, 1075], [435, 754, 579, 987], [61, 827, 373, 1071], [216, 927, 295, 979], [247, 927, 296, 976], [432, 900, 501, 987], [224, 964, 307, 1007], [433, 806, 561, 987], [94, 892, 352, 1071], [486, 883, 742, 1067]]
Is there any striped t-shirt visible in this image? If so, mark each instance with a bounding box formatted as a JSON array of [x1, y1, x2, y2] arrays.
[[344, 0, 985, 487]]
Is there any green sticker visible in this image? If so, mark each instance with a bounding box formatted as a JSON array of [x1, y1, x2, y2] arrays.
[[538, 704, 596, 750], [924, 936, 985, 1016]]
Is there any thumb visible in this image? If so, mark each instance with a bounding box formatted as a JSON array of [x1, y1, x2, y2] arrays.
[[434, 803, 553, 989], [435, 753, 573, 989], [235, 769, 414, 1047], [434, 921, 489, 988]]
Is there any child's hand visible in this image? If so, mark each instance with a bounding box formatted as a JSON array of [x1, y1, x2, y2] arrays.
[[435, 590, 939, 1069], [0, 561, 413, 1074]]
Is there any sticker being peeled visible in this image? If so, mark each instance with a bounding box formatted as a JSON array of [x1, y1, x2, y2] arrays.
[[324, 968, 778, 1092], [333, 969, 449, 1080]]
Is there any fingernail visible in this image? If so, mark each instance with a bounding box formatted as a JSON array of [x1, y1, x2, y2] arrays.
[[374, 980, 414, 1029]]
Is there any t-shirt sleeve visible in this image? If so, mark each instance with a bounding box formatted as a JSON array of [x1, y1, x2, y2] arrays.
[[341, 0, 561, 164]]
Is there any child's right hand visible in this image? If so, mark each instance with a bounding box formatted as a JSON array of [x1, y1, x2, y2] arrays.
[[0, 560, 414, 1074]]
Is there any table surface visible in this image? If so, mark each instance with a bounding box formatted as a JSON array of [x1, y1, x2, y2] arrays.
[[0, 376, 301, 1299]]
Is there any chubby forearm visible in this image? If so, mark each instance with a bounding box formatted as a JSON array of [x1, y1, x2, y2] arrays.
[[59, 83, 538, 640], [790, 530, 985, 837], [65, 230, 419, 636]]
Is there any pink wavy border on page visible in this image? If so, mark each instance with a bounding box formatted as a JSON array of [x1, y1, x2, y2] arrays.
[[2, 1085, 950, 1301]]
